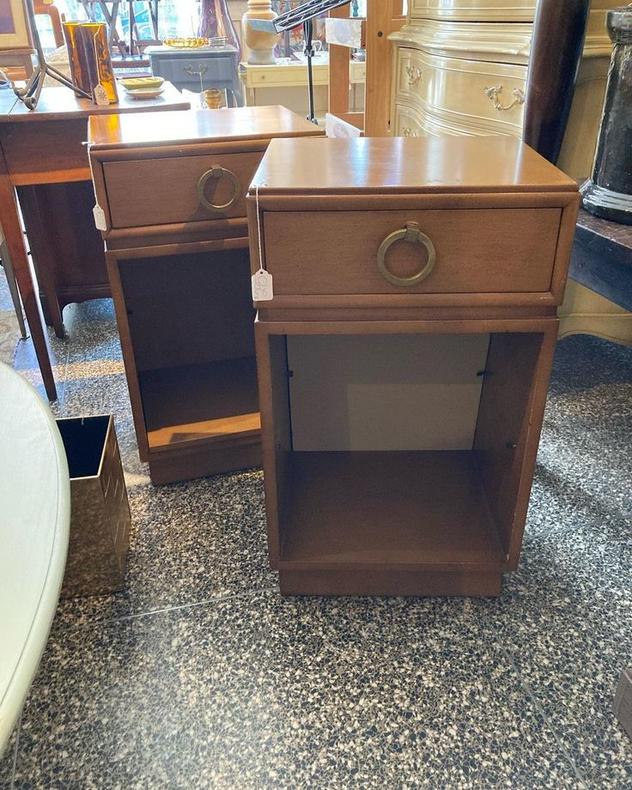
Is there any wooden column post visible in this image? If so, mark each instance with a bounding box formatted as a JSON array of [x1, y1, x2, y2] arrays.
[[523, 0, 591, 164], [365, 0, 405, 137], [242, 0, 278, 65]]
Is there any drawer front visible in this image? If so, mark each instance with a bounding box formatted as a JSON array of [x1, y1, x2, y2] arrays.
[[410, 0, 535, 22], [151, 55, 234, 84], [393, 103, 426, 138], [395, 48, 427, 105], [103, 150, 264, 229], [262, 208, 561, 298], [394, 49, 527, 135]]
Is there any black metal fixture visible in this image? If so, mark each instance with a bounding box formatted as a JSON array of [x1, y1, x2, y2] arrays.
[[249, 0, 352, 124], [1, 0, 91, 110]]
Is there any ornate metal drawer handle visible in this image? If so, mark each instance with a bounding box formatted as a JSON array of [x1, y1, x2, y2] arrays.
[[402, 127, 419, 138], [197, 166, 241, 211], [484, 85, 526, 112], [406, 64, 422, 87], [377, 222, 436, 288], [184, 64, 209, 77]]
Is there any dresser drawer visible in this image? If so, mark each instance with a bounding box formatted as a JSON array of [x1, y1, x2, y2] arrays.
[[395, 50, 527, 136], [102, 150, 263, 229], [410, 0, 535, 22], [393, 103, 425, 138], [395, 48, 427, 105], [261, 207, 562, 301], [150, 55, 234, 85]]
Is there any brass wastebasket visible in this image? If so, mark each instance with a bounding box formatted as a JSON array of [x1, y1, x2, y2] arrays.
[[56, 415, 131, 597]]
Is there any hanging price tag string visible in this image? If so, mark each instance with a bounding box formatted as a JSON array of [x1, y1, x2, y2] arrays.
[[251, 184, 274, 302]]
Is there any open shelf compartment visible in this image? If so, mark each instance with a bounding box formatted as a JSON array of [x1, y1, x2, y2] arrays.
[[283, 450, 503, 569], [258, 325, 556, 596], [111, 245, 261, 482], [140, 357, 260, 450]]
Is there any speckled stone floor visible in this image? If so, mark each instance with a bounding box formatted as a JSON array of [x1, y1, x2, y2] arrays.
[[0, 274, 21, 365], [1, 298, 631, 789]]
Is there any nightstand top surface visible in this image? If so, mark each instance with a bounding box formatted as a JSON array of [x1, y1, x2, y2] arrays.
[[88, 106, 322, 150], [249, 136, 578, 195]]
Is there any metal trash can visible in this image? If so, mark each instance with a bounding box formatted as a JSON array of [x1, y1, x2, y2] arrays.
[[56, 415, 131, 598]]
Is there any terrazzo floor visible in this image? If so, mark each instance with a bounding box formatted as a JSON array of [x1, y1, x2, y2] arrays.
[[1, 298, 631, 789]]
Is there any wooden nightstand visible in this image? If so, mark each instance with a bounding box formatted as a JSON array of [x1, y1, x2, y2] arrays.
[[88, 106, 322, 484], [248, 135, 579, 597]]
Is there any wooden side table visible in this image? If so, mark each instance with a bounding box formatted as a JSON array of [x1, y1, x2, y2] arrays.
[[0, 49, 34, 81], [248, 135, 579, 597], [239, 60, 365, 113], [88, 106, 322, 484], [0, 83, 189, 399]]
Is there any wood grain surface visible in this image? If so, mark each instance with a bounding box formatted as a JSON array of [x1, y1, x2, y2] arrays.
[[249, 136, 578, 195], [88, 106, 321, 150]]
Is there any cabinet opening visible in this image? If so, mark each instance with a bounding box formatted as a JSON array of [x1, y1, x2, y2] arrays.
[[264, 330, 547, 570], [117, 247, 259, 450]]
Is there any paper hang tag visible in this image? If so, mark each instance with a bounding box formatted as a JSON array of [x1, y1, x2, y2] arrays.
[[94, 84, 109, 106], [93, 205, 107, 231], [251, 268, 273, 302]]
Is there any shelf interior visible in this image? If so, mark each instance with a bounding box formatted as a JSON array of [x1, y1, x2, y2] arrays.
[[140, 357, 260, 451], [281, 450, 504, 570]]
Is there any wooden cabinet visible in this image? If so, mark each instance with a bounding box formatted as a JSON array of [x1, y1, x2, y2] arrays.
[[248, 136, 578, 597], [390, 0, 615, 180], [89, 106, 322, 485]]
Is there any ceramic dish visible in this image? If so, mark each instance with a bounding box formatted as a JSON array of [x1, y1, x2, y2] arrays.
[[125, 86, 165, 100]]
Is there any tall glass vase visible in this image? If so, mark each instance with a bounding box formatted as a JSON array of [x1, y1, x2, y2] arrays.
[[63, 21, 118, 104], [198, 0, 242, 59]]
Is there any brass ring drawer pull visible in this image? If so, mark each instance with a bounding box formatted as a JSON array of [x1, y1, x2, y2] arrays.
[[197, 166, 241, 211], [377, 221, 436, 288]]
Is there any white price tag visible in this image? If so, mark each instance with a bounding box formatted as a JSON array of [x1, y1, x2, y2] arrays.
[[94, 85, 109, 106], [93, 204, 107, 231], [251, 268, 273, 302]]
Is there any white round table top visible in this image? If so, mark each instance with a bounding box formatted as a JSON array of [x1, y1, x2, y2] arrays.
[[0, 362, 70, 755]]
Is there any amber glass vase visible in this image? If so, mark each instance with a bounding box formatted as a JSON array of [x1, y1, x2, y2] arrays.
[[62, 21, 92, 97], [64, 22, 118, 104]]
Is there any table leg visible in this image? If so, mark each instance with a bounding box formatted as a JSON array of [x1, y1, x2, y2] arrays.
[[150, 0, 159, 40], [17, 185, 65, 338], [0, 154, 57, 400], [128, 1, 136, 56], [231, 79, 244, 107], [0, 239, 27, 338]]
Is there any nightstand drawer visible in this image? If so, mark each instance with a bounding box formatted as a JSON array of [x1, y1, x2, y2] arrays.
[[102, 150, 263, 229], [262, 207, 562, 300]]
